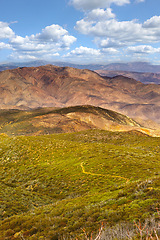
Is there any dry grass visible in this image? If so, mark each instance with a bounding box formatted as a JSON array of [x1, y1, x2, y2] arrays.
[[80, 210, 160, 240]]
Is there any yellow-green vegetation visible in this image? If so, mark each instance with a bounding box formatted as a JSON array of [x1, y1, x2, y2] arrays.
[[0, 130, 160, 239]]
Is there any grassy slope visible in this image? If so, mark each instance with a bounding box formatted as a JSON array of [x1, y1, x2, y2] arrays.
[[0, 130, 160, 239]]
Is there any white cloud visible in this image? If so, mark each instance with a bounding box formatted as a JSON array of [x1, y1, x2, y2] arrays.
[[0, 42, 12, 49], [66, 46, 101, 58], [143, 16, 160, 28], [75, 16, 160, 49], [97, 38, 126, 48], [0, 21, 15, 39], [101, 47, 119, 54], [34, 25, 68, 42], [9, 53, 38, 61], [10, 52, 60, 61], [69, 0, 130, 11], [87, 8, 115, 20], [127, 45, 160, 54], [9, 24, 76, 60], [64, 45, 122, 63], [0, 23, 76, 61]]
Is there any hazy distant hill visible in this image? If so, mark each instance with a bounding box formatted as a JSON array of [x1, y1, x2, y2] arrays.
[[0, 65, 160, 124], [96, 62, 160, 73], [0, 65, 18, 71], [95, 70, 160, 84]]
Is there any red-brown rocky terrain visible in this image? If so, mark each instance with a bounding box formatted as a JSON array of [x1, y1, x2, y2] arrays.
[[0, 65, 160, 124]]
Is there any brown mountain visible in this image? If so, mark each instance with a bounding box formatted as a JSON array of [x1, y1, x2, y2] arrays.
[[0, 65, 160, 124]]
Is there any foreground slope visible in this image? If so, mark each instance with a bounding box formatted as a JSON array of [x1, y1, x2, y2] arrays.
[[0, 130, 160, 239], [0, 65, 160, 123]]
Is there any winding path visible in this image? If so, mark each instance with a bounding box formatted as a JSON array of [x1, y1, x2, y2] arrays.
[[80, 162, 129, 183]]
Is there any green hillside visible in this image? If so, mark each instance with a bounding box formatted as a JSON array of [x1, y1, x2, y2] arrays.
[[0, 130, 160, 239]]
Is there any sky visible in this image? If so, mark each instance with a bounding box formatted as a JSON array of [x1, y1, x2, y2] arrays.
[[0, 0, 160, 64]]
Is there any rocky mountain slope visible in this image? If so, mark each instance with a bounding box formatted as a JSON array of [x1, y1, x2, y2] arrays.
[[0, 65, 160, 124]]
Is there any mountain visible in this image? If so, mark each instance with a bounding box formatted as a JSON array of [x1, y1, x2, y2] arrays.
[[95, 70, 160, 84], [0, 65, 160, 124]]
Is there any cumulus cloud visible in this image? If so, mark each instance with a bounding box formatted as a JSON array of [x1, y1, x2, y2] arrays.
[[127, 45, 160, 54], [97, 38, 126, 48], [34, 25, 69, 42], [65, 46, 101, 58], [87, 8, 115, 20], [70, 0, 130, 10], [9, 24, 76, 60], [143, 16, 160, 28], [0, 22, 76, 61], [0, 42, 12, 50], [10, 52, 60, 61], [69, 0, 160, 62], [0, 21, 15, 39], [101, 47, 119, 54], [75, 16, 160, 49]]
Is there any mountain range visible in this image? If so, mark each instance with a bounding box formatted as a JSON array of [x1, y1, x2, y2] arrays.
[[1, 60, 160, 85], [1, 60, 160, 73], [0, 65, 160, 126], [95, 70, 160, 85]]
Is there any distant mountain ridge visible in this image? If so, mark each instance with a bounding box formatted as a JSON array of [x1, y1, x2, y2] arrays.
[[0, 65, 160, 124], [1, 60, 160, 73], [95, 70, 160, 84]]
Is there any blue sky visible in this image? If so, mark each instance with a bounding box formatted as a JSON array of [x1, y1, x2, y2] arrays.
[[0, 0, 160, 64]]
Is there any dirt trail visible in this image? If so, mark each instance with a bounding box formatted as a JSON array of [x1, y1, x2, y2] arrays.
[[80, 162, 129, 183]]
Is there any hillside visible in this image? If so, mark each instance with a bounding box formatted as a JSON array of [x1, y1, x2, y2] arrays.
[[0, 65, 160, 124], [0, 105, 159, 137], [0, 129, 160, 239]]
